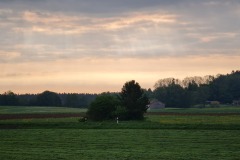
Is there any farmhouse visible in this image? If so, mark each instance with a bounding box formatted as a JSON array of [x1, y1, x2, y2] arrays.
[[148, 99, 165, 110]]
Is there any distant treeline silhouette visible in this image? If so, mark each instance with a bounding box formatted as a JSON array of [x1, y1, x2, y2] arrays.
[[0, 70, 239, 108], [150, 70, 240, 107], [0, 91, 97, 108]]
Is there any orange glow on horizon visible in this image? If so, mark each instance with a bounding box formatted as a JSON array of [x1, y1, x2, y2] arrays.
[[1, 55, 239, 94]]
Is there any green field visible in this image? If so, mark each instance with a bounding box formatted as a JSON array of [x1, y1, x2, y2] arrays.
[[1, 106, 240, 159], [148, 106, 240, 114], [1, 105, 239, 114], [0, 106, 86, 114], [1, 129, 240, 160]]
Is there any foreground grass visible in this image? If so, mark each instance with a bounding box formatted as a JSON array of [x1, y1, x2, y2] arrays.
[[1, 129, 240, 160]]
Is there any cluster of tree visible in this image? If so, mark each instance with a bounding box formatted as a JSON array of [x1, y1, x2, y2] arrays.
[[86, 80, 149, 121], [0, 91, 97, 108], [209, 71, 240, 103], [152, 70, 240, 108]]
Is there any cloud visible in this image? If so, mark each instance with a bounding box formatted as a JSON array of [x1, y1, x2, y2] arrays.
[[187, 32, 238, 43], [98, 13, 177, 30], [2, 0, 240, 94], [0, 8, 181, 62], [13, 10, 177, 35], [0, 51, 21, 62], [0, 0, 182, 15]]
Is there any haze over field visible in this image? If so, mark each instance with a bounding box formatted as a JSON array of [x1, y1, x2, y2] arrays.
[[0, 0, 240, 93]]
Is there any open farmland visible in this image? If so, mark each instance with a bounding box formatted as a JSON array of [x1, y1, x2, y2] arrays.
[[0, 106, 87, 114], [0, 106, 240, 159], [0, 106, 86, 120], [147, 106, 240, 114], [1, 129, 240, 160]]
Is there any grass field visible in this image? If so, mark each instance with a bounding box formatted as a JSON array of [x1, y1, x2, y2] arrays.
[[1, 129, 240, 160], [1, 105, 239, 114], [1, 106, 240, 159], [1, 115, 240, 130], [148, 106, 240, 114], [0, 106, 86, 114]]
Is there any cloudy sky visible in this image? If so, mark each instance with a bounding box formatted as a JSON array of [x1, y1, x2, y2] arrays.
[[0, 0, 240, 94]]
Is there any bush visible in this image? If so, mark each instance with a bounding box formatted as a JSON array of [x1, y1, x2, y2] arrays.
[[86, 94, 120, 121]]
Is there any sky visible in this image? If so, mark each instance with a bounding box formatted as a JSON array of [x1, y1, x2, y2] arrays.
[[0, 0, 240, 94]]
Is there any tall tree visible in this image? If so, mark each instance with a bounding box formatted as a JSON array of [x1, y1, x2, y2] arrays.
[[120, 80, 149, 120]]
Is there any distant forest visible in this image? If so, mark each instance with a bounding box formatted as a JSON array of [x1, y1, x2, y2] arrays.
[[0, 91, 97, 108], [0, 70, 240, 108]]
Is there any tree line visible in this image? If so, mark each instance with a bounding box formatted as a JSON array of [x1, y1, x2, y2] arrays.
[[0, 70, 239, 108], [0, 91, 97, 107], [151, 70, 240, 107]]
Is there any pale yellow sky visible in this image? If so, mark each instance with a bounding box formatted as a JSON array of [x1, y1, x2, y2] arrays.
[[1, 55, 239, 94]]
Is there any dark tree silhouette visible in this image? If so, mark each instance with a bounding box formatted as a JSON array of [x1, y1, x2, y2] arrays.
[[36, 91, 62, 106], [64, 94, 80, 107], [209, 70, 240, 103], [86, 94, 120, 121], [0, 91, 19, 106], [154, 82, 188, 108], [120, 80, 149, 120]]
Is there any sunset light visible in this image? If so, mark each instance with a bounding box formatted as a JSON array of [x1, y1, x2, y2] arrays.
[[1, 0, 240, 93]]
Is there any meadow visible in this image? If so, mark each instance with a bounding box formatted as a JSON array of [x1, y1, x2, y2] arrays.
[[1, 105, 240, 115], [1, 129, 240, 160], [1, 106, 240, 159], [0, 106, 87, 114], [147, 106, 240, 114]]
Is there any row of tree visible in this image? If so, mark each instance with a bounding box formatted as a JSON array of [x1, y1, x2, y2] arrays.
[[0, 91, 97, 107], [151, 70, 240, 107], [1, 70, 239, 109]]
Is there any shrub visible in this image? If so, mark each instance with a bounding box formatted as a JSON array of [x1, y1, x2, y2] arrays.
[[86, 94, 120, 121]]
